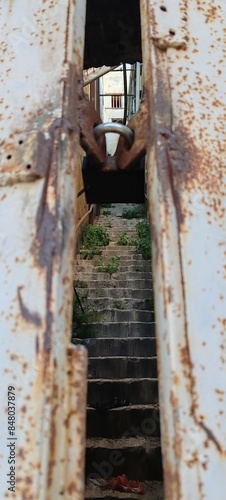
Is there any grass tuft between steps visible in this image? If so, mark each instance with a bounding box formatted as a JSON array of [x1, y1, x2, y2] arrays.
[[72, 293, 99, 339], [95, 256, 120, 276], [81, 224, 110, 260]]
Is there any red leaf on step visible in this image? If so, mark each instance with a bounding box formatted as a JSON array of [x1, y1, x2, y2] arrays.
[[108, 475, 146, 495], [118, 474, 129, 487]]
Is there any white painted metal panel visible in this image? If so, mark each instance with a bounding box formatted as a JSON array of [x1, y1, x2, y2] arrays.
[[0, 1, 87, 499]]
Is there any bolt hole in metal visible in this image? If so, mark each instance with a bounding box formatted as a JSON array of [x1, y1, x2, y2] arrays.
[[160, 5, 167, 11], [93, 122, 134, 149], [6, 154, 12, 160], [26, 164, 31, 169], [18, 139, 23, 145], [169, 29, 176, 36]]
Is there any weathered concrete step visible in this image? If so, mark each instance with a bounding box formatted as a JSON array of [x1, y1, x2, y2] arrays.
[[72, 337, 157, 357], [76, 272, 152, 281], [85, 480, 163, 500], [75, 278, 152, 289], [77, 254, 146, 262], [92, 310, 152, 323], [108, 242, 136, 247], [107, 235, 137, 241], [101, 248, 140, 255], [105, 229, 137, 235], [86, 437, 162, 482], [107, 225, 137, 230], [76, 262, 152, 272], [76, 288, 152, 299], [106, 226, 137, 230], [87, 378, 158, 406], [86, 322, 155, 338], [98, 218, 143, 225], [79, 248, 139, 257], [87, 404, 160, 439], [98, 215, 142, 222], [88, 356, 157, 379], [83, 298, 153, 311]]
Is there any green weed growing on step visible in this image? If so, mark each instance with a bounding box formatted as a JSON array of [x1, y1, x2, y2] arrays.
[[135, 219, 151, 260], [81, 224, 110, 259], [101, 203, 115, 208], [117, 232, 136, 246], [114, 300, 125, 309], [72, 293, 97, 339], [102, 209, 111, 216], [121, 204, 146, 219], [95, 256, 120, 276], [95, 286, 106, 297]]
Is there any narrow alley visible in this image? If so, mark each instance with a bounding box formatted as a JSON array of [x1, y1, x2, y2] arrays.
[[73, 204, 163, 499]]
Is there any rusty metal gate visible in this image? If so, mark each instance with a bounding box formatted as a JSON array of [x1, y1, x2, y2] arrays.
[[0, 0, 226, 499]]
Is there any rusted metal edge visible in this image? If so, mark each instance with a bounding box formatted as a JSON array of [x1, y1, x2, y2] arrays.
[[78, 85, 106, 165], [65, 345, 88, 499], [115, 94, 149, 170]]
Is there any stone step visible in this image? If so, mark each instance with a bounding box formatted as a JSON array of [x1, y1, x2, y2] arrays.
[[101, 248, 140, 255], [76, 288, 152, 299], [79, 248, 140, 257], [104, 221, 137, 226], [83, 322, 155, 338], [108, 242, 136, 248], [81, 297, 153, 312], [74, 278, 153, 289], [76, 262, 152, 272], [90, 310, 152, 323], [85, 437, 162, 482], [98, 222, 141, 226], [76, 272, 151, 281], [88, 356, 157, 379], [106, 225, 137, 230], [85, 480, 163, 500], [72, 337, 157, 358], [98, 215, 142, 222], [87, 378, 158, 406], [106, 232, 137, 239], [86, 404, 160, 439], [77, 254, 146, 262], [98, 217, 143, 224]]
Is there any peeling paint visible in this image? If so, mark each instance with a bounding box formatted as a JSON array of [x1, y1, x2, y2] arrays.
[[0, 1, 87, 498]]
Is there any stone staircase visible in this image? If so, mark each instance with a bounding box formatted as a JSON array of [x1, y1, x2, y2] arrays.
[[72, 205, 163, 499]]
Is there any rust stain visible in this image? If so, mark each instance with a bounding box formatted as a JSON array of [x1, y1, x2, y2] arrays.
[[36, 335, 40, 355], [17, 286, 42, 327], [198, 421, 222, 453], [67, 481, 77, 494], [31, 119, 62, 360], [47, 383, 58, 489]]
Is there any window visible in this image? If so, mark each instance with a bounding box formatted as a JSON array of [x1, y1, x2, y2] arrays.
[[111, 95, 122, 108]]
